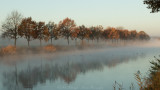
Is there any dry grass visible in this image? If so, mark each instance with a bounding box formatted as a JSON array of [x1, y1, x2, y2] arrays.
[[43, 45, 56, 52], [0, 45, 16, 55]]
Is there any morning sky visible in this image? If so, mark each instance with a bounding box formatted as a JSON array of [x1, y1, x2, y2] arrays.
[[0, 0, 160, 36]]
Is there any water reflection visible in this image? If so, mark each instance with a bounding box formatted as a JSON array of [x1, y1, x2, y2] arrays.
[[2, 48, 146, 90]]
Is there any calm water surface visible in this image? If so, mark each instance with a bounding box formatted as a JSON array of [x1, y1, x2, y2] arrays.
[[0, 46, 160, 90]]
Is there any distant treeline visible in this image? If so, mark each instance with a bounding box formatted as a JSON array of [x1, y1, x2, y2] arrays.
[[1, 11, 150, 47]]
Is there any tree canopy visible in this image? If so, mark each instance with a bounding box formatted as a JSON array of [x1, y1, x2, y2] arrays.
[[1, 12, 150, 47], [144, 0, 160, 13], [18, 17, 37, 47]]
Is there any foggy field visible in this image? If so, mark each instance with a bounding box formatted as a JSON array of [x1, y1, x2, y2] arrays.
[[0, 37, 160, 64], [0, 37, 159, 56]]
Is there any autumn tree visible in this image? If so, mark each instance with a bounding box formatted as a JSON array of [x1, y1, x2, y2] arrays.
[[18, 17, 36, 47], [58, 18, 76, 45], [144, 0, 160, 13], [95, 25, 103, 43], [119, 30, 130, 40], [71, 27, 79, 45], [116, 26, 124, 30], [1, 11, 23, 46], [46, 22, 59, 44], [108, 28, 119, 40], [77, 25, 87, 44], [137, 31, 150, 40], [89, 27, 96, 42], [35, 22, 49, 46], [85, 28, 91, 42], [102, 28, 111, 41], [130, 30, 138, 40], [89, 26, 103, 43]]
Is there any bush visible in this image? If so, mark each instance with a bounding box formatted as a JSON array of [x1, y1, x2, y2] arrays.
[[43, 45, 56, 52], [0, 45, 16, 55]]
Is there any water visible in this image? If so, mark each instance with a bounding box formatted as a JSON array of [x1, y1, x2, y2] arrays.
[[0, 44, 160, 90]]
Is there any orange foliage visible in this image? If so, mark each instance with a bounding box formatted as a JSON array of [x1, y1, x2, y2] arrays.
[[71, 27, 80, 38], [108, 28, 120, 39], [62, 17, 76, 28], [146, 71, 160, 89], [0, 45, 16, 55], [43, 45, 56, 52]]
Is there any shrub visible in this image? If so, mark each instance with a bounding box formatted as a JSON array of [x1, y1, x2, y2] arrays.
[[43, 45, 56, 52], [0, 45, 16, 55]]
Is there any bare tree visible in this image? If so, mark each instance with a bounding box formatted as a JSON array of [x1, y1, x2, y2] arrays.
[[1, 11, 23, 46]]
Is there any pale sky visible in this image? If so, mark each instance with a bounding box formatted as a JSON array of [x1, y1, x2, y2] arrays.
[[0, 0, 160, 36]]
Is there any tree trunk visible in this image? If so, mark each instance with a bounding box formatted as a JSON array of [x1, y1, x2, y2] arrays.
[[28, 40, 30, 47], [14, 27, 17, 47], [27, 36, 30, 47], [40, 39, 42, 46], [97, 38, 99, 43], [67, 37, 69, 45], [75, 38, 77, 46], [51, 38, 52, 44], [81, 39, 84, 46], [14, 38, 17, 47]]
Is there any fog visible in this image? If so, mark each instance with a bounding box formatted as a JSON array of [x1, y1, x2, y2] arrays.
[[0, 37, 160, 66], [0, 38, 160, 90], [0, 37, 159, 47]]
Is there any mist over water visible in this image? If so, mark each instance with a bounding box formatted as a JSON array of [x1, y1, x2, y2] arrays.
[[0, 38, 160, 90]]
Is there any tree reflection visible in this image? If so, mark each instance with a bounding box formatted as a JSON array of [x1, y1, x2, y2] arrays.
[[2, 52, 144, 90]]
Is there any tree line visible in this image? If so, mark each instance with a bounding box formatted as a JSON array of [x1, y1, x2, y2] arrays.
[[1, 11, 150, 47]]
